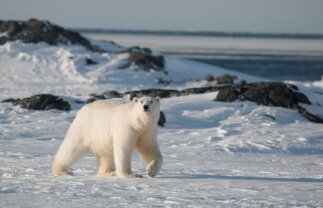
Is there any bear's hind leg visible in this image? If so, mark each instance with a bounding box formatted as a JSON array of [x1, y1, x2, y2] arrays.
[[97, 155, 115, 176], [52, 139, 86, 176]]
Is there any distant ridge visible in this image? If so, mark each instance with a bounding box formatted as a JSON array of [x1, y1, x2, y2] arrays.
[[75, 28, 323, 40]]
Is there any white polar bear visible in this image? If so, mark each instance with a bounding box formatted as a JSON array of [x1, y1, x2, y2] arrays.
[[52, 96, 163, 178]]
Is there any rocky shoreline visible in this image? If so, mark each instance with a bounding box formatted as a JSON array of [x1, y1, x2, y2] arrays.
[[2, 81, 323, 124], [1, 19, 322, 124]]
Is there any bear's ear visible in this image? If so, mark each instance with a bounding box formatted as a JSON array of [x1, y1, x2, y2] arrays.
[[133, 97, 138, 103], [155, 97, 160, 102]]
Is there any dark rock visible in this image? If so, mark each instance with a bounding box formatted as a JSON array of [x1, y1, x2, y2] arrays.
[[120, 47, 165, 71], [240, 80, 248, 85], [125, 89, 181, 100], [243, 82, 310, 108], [216, 74, 237, 84], [92, 94, 106, 100], [102, 90, 122, 99], [294, 92, 311, 105], [1, 98, 20, 103], [9, 94, 71, 111], [215, 86, 239, 102], [243, 88, 270, 105], [182, 86, 224, 95], [158, 111, 166, 127], [204, 74, 215, 82], [86, 94, 106, 103], [86, 98, 98, 104], [297, 106, 323, 123], [214, 82, 322, 124], [215, 82, 311, 107], [155, 77, 171, 86], [0, 19, 104, 52], [265, 114, 276, 121], [74, 100, 85, 104], [85, 57, 97, 65]]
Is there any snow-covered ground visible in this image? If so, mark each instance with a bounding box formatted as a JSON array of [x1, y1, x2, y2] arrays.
[[1, 39, 323, 207]]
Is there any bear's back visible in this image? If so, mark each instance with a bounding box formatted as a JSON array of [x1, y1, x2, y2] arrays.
[[72, 99, 132, 137], [86, 99, 133, 110], [76, 99, 131, 120]]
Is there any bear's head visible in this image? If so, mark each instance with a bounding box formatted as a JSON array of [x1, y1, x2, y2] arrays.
[[133, 96, 160, 119]]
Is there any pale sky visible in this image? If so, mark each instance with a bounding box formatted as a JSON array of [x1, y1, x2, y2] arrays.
[[1, 0, 323, 34]]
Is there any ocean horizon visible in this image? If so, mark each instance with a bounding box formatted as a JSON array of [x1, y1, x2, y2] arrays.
[[80, 29, 323, 81], [76, 29, 323, 40]]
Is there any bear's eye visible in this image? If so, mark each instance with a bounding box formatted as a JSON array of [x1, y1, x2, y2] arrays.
[[150, 101, 153, 104], [141, 101, 143, 104]]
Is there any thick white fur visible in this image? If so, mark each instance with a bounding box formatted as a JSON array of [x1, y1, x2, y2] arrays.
[[52, 96, 163, 178]]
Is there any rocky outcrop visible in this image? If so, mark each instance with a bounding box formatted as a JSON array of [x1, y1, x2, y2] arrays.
[[2, 94, 71, 111], [118, 47, 165, 71], [204, 74, 237, 84], [158, 111, 166, 127], [0, 19, 102, 52], [125, 89, 182, 100], [215, 82, 310, 107], [215, 74, 237, 84], [214, 82, 323, 123], [0, 19, 166, 71], [2, 82, 321, 124]]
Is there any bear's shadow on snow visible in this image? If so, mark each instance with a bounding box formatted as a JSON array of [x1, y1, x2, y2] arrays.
[[160, 174, 323, 183]]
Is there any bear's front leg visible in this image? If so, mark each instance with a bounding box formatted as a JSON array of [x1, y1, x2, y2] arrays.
[[136, 134, 163, 177], [97, 155, 115, 176], [113, 134, 142, 178], [114, 148, 143, 178], [147, 153, 163, 177], [146, 154, 163, 177]]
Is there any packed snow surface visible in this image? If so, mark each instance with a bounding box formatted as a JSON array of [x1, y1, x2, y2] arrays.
[[1, 40, 323, 207]]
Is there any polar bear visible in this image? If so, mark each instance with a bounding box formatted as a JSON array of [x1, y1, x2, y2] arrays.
[[51, 96, 163, 178]]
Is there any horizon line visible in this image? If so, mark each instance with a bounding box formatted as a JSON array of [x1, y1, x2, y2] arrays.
[[74, 28, 323, 40]]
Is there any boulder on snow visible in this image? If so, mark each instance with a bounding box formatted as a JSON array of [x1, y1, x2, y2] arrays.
[[204, 74, 215, 82], [158, 111, 166, 127], [203, 74, 237, 84], [0, 19, 102, 52], [155, 77, 171, 86], [2, 94, 71, 111], [86, 94, 106, 104], [86, 91, 123, 103], [84, 57, 98, 65], [182, 86, 224, 95], [102, 90, 123, 99], [214, 82, 323, 123], [215, 82, 311, 108], [216, 74, 237, 84], [125, 89, 182, 100], [120, 47, 165, 71]]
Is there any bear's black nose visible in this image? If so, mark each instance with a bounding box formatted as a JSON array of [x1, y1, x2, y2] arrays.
[[143, 105, 149, 111]]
